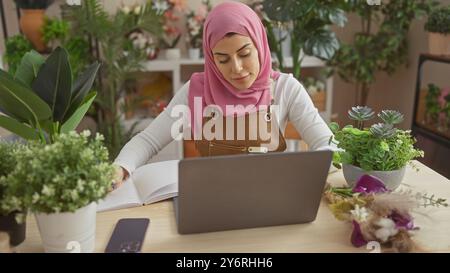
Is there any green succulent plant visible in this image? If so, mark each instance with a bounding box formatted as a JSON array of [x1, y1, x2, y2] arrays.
[[348, 106, 375, 129], [370, 123, 396, 138], [378, 110, 404, 125], [329, 106, 424, 171]]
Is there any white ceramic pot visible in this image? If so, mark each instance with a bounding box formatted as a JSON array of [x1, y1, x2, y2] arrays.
[[188, 48, 201, 59], [165, 48, 181, 60], [35, 202, 97, 253], [342, 164, 406, 190]]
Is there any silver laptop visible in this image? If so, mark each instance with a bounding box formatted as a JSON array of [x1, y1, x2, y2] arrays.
[[174, 150, 333, 234]]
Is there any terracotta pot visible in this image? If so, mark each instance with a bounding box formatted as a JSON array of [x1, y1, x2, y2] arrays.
[[428, 33, 450, 56], [19, 9, 47, 53]]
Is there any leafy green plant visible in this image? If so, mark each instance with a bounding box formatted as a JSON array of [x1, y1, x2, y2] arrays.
[[3, 35, 33, 75], [328, 0, 436, 107], [254, 0, 347, 80], [425, 83, 441, 124], [42, 17, 69, 45], [1, 131, 115, 214], [14, 0, 54, 9], [425, 6, 450, 34], [329, 106, 424, 171], [63, 0, 164, 158], [442, 94, 450, 129], [0, 142, 24, 216], [0, 47, 100, 143]]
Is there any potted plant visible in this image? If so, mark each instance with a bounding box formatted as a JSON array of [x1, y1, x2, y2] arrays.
[[185, 0, 211, 59], [155, 0, 183, 60], [2, 131, 115, 252], [425, 6, 450, 56], [0, 46, 100, 143], [442, 94, 450, 132], [14, 0, 55, 53], [3, 35, 33, 75], [329, 0, 434, 107], [303, 77, 326, 112], [257, 0, 346, 80], [425, 83, 441, 126], [0, 142, 26, 246], [329, 106, 424, 190]]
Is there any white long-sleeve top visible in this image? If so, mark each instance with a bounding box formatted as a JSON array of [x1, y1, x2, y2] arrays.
[[114, 73, 335, 174]]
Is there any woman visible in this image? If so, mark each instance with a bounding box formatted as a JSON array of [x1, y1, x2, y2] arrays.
[[112, 1, 335, 189]]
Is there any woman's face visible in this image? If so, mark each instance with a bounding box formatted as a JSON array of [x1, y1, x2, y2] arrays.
[[212, 34, 260, 91]]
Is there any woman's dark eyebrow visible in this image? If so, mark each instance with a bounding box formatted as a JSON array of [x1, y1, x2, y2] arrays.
[[213, 43, 251, 56]]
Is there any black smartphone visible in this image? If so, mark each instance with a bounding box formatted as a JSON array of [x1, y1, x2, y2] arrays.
[[105, 218, 150, 253]]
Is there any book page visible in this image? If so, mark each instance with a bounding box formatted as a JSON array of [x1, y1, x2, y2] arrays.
[[132, 160, 179, 204], [96, 177, 142, 212]]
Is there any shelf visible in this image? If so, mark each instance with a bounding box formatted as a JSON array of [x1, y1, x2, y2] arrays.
[[139, 55, 326, 72]]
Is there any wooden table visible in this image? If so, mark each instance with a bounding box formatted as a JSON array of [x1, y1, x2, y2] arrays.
[[16, 161, 450, 253]]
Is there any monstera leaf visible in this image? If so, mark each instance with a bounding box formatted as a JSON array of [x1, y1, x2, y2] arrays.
[[263, 0, 315, 22], [303, 29, 340, 60]]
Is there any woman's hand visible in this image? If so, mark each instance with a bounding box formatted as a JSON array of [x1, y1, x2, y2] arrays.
[[110, 164, 129, 191]]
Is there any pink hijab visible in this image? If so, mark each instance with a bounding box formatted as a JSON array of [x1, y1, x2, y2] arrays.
[[188, 1, 280, 134]]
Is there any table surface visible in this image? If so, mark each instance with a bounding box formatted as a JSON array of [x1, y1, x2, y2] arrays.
[[16, 161, 450, 253]]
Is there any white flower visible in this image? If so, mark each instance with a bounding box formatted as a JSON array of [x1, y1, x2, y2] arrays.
[[134, 5, 141, 15], [153, 0, 169, 14], [81, 130, 91, 137], [32, 192, 40, 203], [42, 185, 55, 197], [122, 6, 131, 14], [316, 81, 325, 91], [374, 218, 398, 242], [350, 205, 370, 222], [307, 85, 318, 95]]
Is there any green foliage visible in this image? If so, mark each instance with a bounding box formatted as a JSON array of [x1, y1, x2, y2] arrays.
[[443, 94, 450, 123], [14, 0, 54, 9], [329, 107, 424, 171], [0, 47, 99, 143], [348, 106, 375, 129], [1, 131, 115, 214], [63, 0, 164, 158], [425, 6, 450, 34], [42, 17, 69, 44], [328, 0, 436, 106], [255, 0, 347, 79], [4, 35, 33, 75], [0, 142, 25, 215], [425, 83, 441, 122], [378, 110, 404, 125]]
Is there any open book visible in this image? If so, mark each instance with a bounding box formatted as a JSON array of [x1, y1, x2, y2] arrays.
[[97, 160, 179, 212]]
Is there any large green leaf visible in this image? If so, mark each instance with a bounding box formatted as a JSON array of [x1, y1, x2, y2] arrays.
[[0, 115, 39, 140], [263, 0, 315, 22], [32, 47, 72, 122], [14, 50, 45, 87], [0, 70, 52, 124], [304, 30, 340, 60], [64, 62, 100, 122], [61, 92, 97, 134]]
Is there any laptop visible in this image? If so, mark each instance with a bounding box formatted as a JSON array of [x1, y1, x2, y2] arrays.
[[173, 150, 333, 234]]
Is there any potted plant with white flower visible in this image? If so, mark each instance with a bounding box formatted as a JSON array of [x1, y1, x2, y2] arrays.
[[329, 106, 424, 190], [0, 142, 27, 246], [185, 0, 211, 59], [2, 131, 115, 253]]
